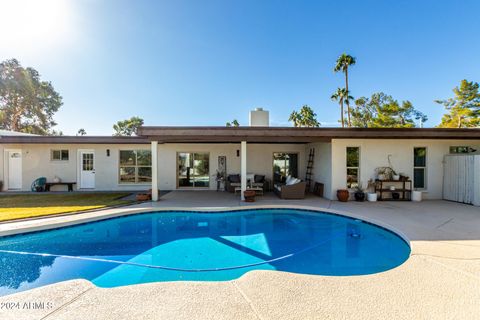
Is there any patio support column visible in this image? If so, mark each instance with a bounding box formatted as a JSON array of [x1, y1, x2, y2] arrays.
[[151, 141, 159, 201], [241, 141, 247, 201]]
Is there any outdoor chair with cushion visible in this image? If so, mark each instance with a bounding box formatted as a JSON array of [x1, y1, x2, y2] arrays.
[[226, 174, 241, 192], [274, 176, 306, 199], [251, 174, 267, 191], [31, 177, 47, 192]]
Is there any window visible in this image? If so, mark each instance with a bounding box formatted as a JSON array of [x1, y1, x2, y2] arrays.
[[346, 147, 360, 188], [450, 146, 476, 154], [51, 149, 69, 161], [273, 153, 298, 183], [119, 150, 152, 183], [413, 147, 427, 189]]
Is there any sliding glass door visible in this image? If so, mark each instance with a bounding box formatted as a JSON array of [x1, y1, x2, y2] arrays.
[[273, 153, 298, 183], [178, 152, 210, 188]]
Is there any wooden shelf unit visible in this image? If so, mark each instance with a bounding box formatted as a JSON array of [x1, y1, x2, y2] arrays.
[[375, 179, 412, 201]]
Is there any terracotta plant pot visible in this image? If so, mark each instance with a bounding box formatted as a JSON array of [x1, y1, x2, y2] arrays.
[[136, 193, 151, 201], [337, 189, 349, 202], [244, 190, 256, 202]]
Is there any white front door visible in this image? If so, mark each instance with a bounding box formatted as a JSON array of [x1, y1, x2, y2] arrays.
[[80, 151, 95, 189], [7, 150, 22, 190]]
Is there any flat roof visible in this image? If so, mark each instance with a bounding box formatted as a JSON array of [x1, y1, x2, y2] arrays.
[[1, 127, 480, 144], [138, 126, 480, 143], [0, 135, 150, 144]]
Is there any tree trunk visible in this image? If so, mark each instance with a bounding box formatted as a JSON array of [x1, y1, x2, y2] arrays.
[[340, 99, 345, 128], [345, 68, 351, 127]]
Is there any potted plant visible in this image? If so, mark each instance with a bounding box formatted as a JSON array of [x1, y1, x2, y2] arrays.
[[375, 167, 393, 181], [354, 184, 366, 202], [337, 189, 349, 202], [366, 179, 378, 202], [136, 193, 151, 201], [244, 190, 256, 202]]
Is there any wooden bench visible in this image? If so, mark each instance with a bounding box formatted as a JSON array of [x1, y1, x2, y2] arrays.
[[45, 182, 77, 192]]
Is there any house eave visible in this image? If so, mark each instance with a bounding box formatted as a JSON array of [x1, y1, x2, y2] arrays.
[[138, 126, 480, 143], [0, 136, 150, 144]]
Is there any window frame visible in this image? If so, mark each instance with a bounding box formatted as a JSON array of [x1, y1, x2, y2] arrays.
[[413, 147, 427, 190], [51, 149, 69, 161], [346, 146, 360, 189], [118, 149, 152, 184]]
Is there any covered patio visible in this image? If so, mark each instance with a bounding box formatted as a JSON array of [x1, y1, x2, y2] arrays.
[[139, 126, 334, 201]]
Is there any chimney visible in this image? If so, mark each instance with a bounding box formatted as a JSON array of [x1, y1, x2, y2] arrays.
[[249, 108, 269, 127]]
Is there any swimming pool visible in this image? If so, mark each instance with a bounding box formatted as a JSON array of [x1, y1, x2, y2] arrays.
[[0, 209, 410, 296]]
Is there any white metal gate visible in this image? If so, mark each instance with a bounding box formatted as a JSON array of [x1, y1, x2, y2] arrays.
[[443, 155, 480, 206]]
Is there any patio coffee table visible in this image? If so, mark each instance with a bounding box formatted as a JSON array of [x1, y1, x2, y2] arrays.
[[234, 187, 263, 196]]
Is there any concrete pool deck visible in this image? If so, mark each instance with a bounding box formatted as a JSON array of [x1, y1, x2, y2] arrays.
[[0, 191, 479, 319]]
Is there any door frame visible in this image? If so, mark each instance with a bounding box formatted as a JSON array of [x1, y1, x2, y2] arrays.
[[4, 149, 22, 190], [77, 149, 95, 189], [176, 151, 210, 189]]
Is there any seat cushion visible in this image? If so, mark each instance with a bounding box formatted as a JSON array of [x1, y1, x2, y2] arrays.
[[286, 178, 301, 185], [254, 174, 265, 183], [228, 174, 240, 183]]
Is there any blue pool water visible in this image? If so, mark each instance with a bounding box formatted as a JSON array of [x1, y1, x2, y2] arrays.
[[0, 209, 410, 296]]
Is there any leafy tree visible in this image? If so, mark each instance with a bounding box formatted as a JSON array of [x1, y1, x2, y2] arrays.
[[50, 129, 64, 136], [226, 119, 240, 127], [351, 92, 427, 128], [289, 105, 320, 127], [77, 128, 87, 136], [113, 116, 144, 136], [334, 53, 356, 127], [0, 59, 63, 135], [435, 79, 480, 128], [288, 111, 301, 127], [331, 88, 353, 128]]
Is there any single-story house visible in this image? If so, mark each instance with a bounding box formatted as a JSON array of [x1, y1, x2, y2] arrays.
[[1, 109, 480, 204]]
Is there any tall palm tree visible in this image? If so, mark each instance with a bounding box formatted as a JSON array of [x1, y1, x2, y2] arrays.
[[334, 53, 356, 127], [331, 88, 353, 127]]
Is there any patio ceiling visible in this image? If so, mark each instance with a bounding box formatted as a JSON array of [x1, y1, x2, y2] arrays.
[[138, 126, 480, 143]]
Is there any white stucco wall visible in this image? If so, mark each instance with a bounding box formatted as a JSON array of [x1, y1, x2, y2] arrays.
[[1, 144, 151, 191], [156, 143, 306, 190], [306, 142, 332, 198], [4, 139, 479, 198], [1, 143, 306, 192], [329, 139, 480, 200]]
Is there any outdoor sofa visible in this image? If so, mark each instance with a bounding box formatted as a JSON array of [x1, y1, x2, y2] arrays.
[[273, 176, 306, 199]]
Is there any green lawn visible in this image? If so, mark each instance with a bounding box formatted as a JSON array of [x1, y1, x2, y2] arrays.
[[0, 193, 134, 222]]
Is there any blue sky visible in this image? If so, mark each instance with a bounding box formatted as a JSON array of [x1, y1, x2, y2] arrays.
[[1, 0, 479, 134]]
